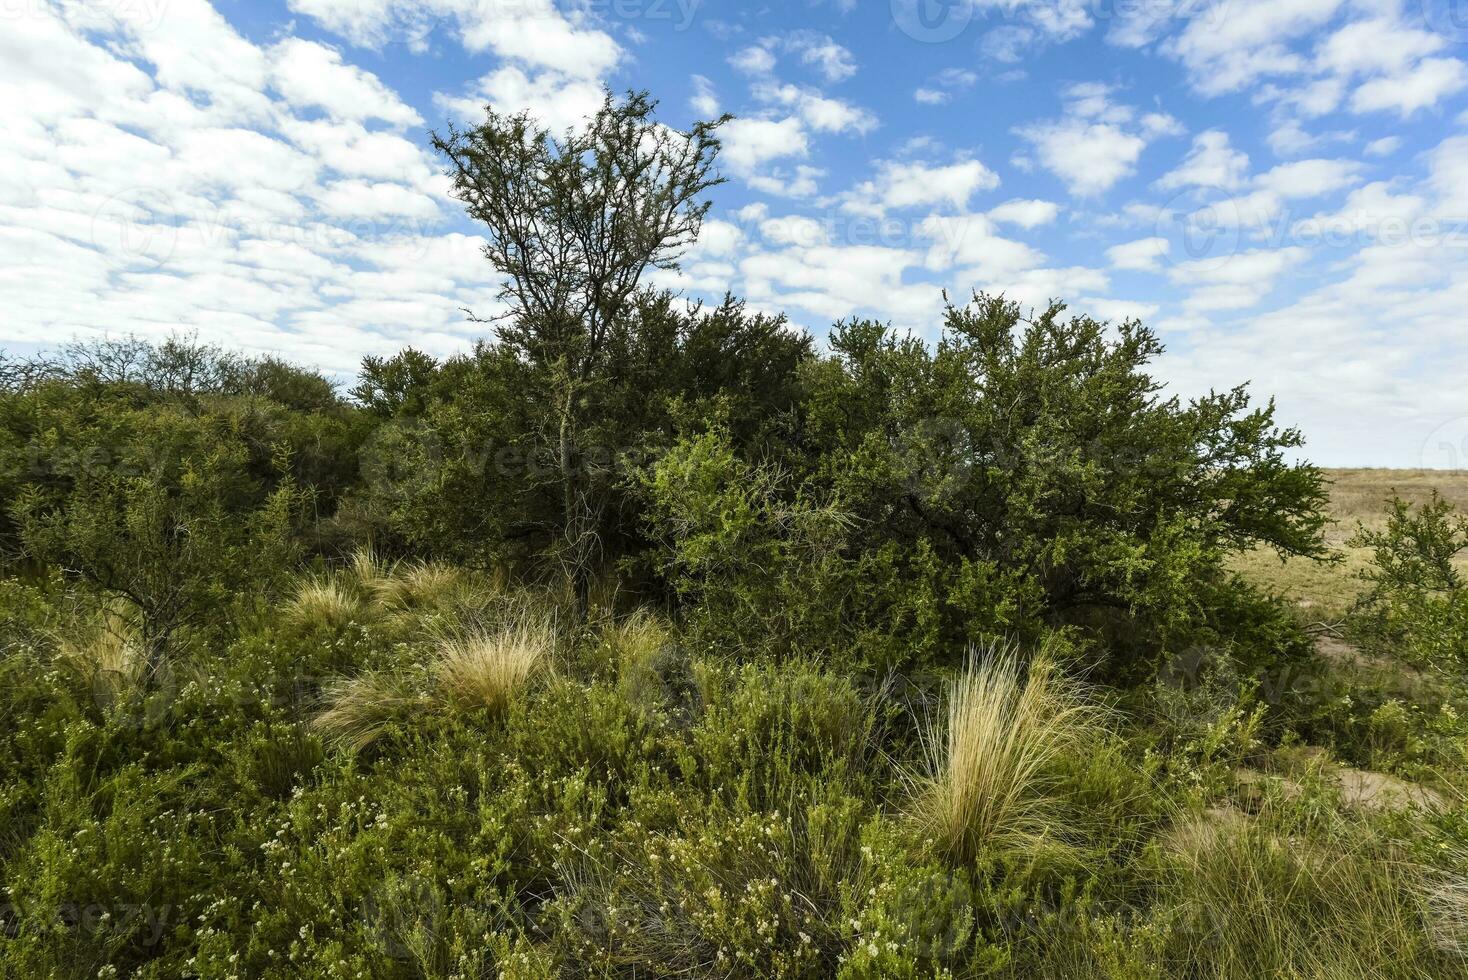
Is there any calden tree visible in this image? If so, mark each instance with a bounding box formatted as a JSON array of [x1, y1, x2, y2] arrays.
[[431, 90, 729, 611]]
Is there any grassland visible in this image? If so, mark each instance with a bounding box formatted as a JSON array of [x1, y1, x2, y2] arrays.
[[1232, 468, 1468, 623]]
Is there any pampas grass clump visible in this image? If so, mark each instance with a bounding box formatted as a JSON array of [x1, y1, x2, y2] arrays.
[[57, 610, 147, 705], [367, 560, 464, 610], [911, 645, 1095, 863], [433, 624, 550, 714], [285, 577, 364, 629], [311, 672, 425, 751]]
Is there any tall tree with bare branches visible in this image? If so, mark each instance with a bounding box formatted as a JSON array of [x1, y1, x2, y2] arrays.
[[432, 91, 728, 610]]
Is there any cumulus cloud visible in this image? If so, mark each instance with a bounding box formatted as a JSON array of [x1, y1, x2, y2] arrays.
[[1107, 237, 1171, 272], [435, 66, 605, 134], [0, 0, 498, 375], [287, 0, 621, 78], [842, 159, 1000, 216], [1018, 84, 1183, 196], [1157, 130, 1249, 191]]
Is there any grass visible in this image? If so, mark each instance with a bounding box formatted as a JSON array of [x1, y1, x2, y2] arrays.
[[432, 623, 550, 713], [1160, 808, 1435, 978], [364, 560, 465, 610], [284, 576, 364, 629], [911, 646, 1099, 863], [310, 671, 426, 751], [1231, 468, 1468, 623], [313, 620, 552, 747], [55, 610, 146, 707]]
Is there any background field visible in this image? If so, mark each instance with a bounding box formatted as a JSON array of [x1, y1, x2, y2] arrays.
[[1232, 468, 1468, 623]]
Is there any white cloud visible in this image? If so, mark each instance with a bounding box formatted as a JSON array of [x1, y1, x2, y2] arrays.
[[918, 214, 1045, 278], [1157, 130, 1249, 191], [436, 66, 605, 134], [1255, 158, 1361, 197], [1288, 182, 1426, 245], [745, 166, 826, 199], [1020, 120, 1148, 197], [1427, 135, 1468, 219], [720, 117, 810, 174], [1018, 84, 1182, 196], [269, 38, 422, 128], [0, 0, 505, 375], [740, 243, 940, 325], [289, 0, 621, 79], [1315, 18, 1445, 79], [1162, 0, 1344, 96], [1084, 298, 1160, 322], [1364, 136, 1401, 157], [1351, 57, 1468, 116], [730, 45, 777, 76], [843, 159, 1000, 216], [752, 82, 877, 134], [788, 34, 857, 83], [1169, 246, 1308, 311], [987, 198, 1060, 228], [691, 75, 720, 118], [1107, 236, 1170, 271]]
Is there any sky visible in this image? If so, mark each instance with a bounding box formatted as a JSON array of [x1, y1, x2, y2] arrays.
[[3, 0, 1467, 467]]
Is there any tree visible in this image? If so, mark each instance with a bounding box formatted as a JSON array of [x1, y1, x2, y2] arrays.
[[1350, 493, 1468, 674], [431, 90, 728, 609], [640, 294, 1332, 675]]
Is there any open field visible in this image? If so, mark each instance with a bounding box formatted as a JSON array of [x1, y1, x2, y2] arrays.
[[1232, 468, 1468, 623]]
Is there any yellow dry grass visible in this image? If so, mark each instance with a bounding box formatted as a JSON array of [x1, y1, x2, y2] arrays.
[[432, 623, 551, 713], [284, 577, 364, 629], [1230, 468, 1468, 622], [911, 647, 1096, 863], [311, 672, 426, 752]]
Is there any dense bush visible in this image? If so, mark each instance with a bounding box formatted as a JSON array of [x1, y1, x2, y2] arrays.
[[1351, 493, 1468, 674]]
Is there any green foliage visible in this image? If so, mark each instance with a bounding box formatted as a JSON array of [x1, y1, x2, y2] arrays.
[[12, 409, 307, 669], [635, 295, 1328, 675], [1351, 492, 1468, 675], [0, 100, 1416, 976]]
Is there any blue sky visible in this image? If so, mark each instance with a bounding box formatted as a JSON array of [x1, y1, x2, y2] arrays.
[[3, 0, 1467, 466]]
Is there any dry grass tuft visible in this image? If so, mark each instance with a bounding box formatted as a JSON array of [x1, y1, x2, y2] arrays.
[[367, 560, 465, 610], [433, 624, 551, 714], [285, 577, 364, 629], [910, 645, 1095, 863], [56, 610, 147, 705], [311, 672, 426, 752], [604, 609, 672, 676], [350, 547, 392, 588]]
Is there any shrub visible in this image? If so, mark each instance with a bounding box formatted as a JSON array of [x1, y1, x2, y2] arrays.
[[1351, 493, 1468, 677]]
